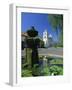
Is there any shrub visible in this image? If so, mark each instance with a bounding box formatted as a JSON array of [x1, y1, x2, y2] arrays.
[[50, 65, 63, 75], [40, 66, 50, 76], [32, 64, 40, 76], [27, 26, 38, 37], [21, 69, 32, 77]]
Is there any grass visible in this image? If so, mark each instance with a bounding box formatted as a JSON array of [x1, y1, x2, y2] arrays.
[[50, 58, 63, 64]]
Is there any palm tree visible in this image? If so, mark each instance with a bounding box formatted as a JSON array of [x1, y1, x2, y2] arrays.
[[48, 14, 63, 46]]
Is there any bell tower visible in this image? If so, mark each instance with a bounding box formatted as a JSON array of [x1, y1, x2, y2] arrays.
[[43, 30, 48, 47]]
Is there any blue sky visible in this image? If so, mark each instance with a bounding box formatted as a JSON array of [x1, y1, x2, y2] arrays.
[[21, 12, 58, 41]]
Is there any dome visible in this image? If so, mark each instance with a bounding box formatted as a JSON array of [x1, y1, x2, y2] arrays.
[[49, 34, 52, 38]]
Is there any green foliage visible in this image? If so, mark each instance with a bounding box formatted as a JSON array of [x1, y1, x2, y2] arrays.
[[26, 26, 39, 70], [48, 14, 63, 30], [50, 58, 63, 64], [21, 69, 32, 77], [21, 53, 63, 77], [27, 26, 38, 37], [35, 38, 40, 47], [40, 39, 44, 48], [48, 14, 63, 46], [40, 66, 50, 76], [22, 63, 29, 69], [34, 38, 44, 48], [26, 38, 44, 48], [50, 65, 63, 75], [32, 64, 40, 76]]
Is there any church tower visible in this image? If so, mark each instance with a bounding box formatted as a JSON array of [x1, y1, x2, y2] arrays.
[[43, 30, 48, 47]]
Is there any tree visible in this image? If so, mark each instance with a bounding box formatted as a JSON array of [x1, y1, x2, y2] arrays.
[[27, 26, 39, 68], [35, 38, 44, 48], [48, 14, 63, 46], [27, 26, 38, 37]]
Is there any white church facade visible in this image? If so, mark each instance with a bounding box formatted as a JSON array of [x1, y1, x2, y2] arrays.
[[43, 29, 53, 48]]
